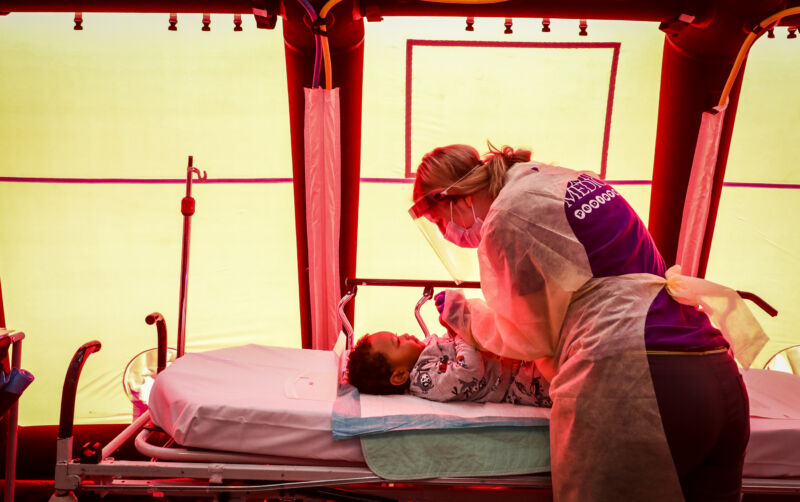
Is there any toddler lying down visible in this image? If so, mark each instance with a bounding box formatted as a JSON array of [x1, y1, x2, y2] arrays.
[[346, 331, 551, 407]]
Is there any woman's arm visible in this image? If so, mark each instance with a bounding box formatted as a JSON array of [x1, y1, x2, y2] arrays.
[[440, 206, 590, 363]]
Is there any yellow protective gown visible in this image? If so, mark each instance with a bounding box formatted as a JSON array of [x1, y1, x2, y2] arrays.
[[440, 163, 766, 501]]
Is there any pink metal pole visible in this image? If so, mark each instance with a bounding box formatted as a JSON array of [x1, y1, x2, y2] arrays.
[[177, 156, 206, 358], [5, 336, 23, 502]]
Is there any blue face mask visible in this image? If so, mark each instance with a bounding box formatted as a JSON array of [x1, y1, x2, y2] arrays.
[[444, 201, 483, 248]]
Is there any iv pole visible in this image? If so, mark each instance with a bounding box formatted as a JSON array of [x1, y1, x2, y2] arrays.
[[177, 155, 206, 357]]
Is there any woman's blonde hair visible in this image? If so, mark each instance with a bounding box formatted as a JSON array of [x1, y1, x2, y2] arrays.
[[412, 142, 532, 202]]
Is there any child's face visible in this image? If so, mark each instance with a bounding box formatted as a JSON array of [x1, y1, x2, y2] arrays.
[[369, 331, 425, 372]]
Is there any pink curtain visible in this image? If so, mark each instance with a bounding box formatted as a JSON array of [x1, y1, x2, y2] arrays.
[[304, 88, 342, 350], [676, 100, 728, 277]]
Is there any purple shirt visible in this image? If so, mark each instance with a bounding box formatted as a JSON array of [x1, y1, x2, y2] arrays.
[[562, 173, 727, 352]]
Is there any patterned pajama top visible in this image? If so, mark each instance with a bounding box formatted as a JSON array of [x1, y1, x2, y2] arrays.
[[408, 334, 552, 407]]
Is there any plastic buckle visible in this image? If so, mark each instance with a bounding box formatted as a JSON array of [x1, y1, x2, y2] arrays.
[[659, 13, 696, 37], [79, 441, 102, 464], [252, 5, 277, 29]]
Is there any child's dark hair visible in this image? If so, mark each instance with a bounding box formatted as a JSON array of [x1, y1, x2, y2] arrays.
[[346, 336, 409, 395]]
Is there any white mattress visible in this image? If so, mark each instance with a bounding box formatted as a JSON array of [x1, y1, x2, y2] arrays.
[[743, 369, 800, 478], [149, 344, 364, 462], [149, 345, 800, 479]]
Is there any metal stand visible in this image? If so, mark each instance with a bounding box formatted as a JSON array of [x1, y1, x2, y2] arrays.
[[176, 156, 206, 357]]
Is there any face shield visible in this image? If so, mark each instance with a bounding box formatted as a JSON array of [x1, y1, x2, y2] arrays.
[[409, 194, 480, 284]]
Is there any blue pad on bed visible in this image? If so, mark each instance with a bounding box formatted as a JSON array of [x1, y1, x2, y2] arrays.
[[332, 383, 550, 441]]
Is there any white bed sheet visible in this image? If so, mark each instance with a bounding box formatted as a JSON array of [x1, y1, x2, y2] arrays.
[[149, 344, 364, 462], [743, 369, 800, 478], [360, 393, 551, 421]]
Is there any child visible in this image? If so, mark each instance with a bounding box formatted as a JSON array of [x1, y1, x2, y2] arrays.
[[346, 331, 551, 407]]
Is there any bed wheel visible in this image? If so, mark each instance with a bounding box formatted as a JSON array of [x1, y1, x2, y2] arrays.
[[48, 491, 78, 502]]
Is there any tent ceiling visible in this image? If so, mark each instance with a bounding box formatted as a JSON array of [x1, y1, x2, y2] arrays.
[[2, 0, 799, 24]]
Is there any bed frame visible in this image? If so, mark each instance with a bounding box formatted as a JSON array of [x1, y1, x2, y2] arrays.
[[49, 280, 800, 501]]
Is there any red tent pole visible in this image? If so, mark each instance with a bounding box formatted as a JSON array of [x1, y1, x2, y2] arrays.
[[283, 0, 363, 348], [648, 2, 766, 269], [649, 40, 740, 266], [283, 21, 314, 349]]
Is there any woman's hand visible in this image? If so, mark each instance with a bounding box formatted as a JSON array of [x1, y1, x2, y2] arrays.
[[434, 291, 447, 313], [440, 313, 482, 348], [435, 289, 480, 348]]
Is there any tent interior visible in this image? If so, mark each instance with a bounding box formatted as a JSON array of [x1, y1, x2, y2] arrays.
[[0, 0, 799, 499]]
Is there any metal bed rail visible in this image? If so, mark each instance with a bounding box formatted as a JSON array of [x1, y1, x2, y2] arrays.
[[337, 278, 482, 350], [133, 427, 366, 467], [742, 478, 800, 495]]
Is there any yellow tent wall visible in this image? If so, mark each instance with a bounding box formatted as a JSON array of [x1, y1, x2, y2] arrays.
[[1, 14, 797, 426]]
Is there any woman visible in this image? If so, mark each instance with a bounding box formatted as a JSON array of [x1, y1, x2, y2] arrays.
[[410, 143, 751, 501]]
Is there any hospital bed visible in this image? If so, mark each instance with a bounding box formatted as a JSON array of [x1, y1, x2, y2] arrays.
[[50, 278, 800, 502]]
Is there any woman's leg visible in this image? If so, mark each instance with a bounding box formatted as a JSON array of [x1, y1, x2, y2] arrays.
[[648, 352, 750, 502]]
